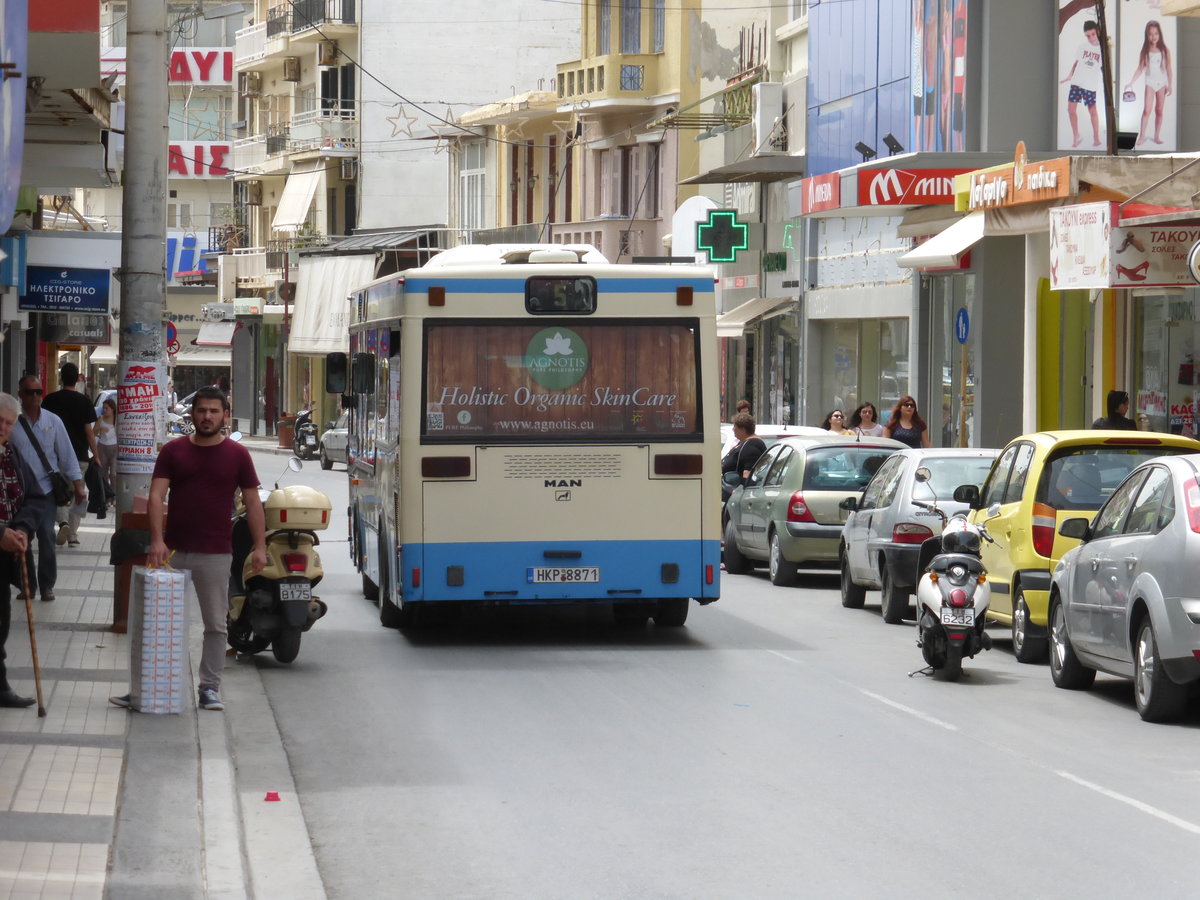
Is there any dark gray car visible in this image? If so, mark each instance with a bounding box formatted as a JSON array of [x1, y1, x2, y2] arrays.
[[839, 448, 998, 623]]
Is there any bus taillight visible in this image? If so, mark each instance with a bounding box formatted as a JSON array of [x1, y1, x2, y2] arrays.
[[654, 454, 703, 475], [706, 565, 714, 585], [422, 456, 471, 478]]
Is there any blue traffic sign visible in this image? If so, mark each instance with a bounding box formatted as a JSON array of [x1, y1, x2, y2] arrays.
[[955, 307, 970, 344]]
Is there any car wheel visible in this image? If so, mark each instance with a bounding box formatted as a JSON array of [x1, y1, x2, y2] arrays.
[[723, 519, 751, 574], [1011, 587, 1048, 664], [653, 598, 689, 627], [840, 547, 866, 609], [1048, 596, 1096, 690], [880, 566, 910, 625], [320, 446, 333, 470], [1133, 617, 1188, 722], [768, 531, 799, 587]]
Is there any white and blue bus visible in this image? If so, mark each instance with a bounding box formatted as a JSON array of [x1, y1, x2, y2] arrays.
[[330, 244, 721, 627]]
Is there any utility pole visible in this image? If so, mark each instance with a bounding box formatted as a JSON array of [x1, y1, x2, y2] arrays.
[[114, 0, 168, 516]]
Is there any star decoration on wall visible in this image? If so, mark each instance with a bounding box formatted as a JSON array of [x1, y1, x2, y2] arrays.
[[504, 117, 530, 142], [551, 117, 578, 145], [385, 103, 418, 138], [182, 97, 223, 140]]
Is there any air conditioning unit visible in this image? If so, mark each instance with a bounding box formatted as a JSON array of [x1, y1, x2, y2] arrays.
[[245, 180, 263, 206], [240, 71, 262, 97], [283, 57, 301, 82], [339, 158, 358, 181], [317, 40, 338, 67]]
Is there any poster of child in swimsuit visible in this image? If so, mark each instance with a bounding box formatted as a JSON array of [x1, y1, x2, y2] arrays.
[[1056, 0, 1113, 151], [911, 0, 968, 153], [1118, 0, 1177, 150]]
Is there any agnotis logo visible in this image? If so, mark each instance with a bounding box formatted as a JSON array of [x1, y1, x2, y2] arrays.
[[858, 168, 968, 206]]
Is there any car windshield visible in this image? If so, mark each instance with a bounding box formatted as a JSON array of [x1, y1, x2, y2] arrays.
[[802, 445, 895, 491], [915, 456, 996, 500], [1036, 445, 1194, 511]]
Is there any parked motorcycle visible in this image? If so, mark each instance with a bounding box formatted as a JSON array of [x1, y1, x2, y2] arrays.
[[166, 410, 194, 435], [228, 457, 332, 663], [292, 408, 318, 460], [911, 468, 994, 681]]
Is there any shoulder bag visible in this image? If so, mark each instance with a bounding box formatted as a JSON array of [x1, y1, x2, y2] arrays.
[[19, 416, 74, 506]]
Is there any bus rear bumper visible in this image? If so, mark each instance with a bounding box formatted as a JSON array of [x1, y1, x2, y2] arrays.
[[401, 539, 721, 604]]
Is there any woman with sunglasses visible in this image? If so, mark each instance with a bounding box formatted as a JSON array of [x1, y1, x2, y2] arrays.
[[849, 402, 884, 437], [884, 396, 930, 448], [820, 409, 853, 435]]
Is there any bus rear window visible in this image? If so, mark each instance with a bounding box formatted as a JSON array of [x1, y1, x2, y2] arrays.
[[526, 277, 596, 314], [423, 320, 700, 441]]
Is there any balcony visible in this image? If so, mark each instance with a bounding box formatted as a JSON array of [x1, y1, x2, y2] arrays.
[[555, 54, 663, 109], [289, 0, 357, 39], [232, 135, 266, 173], [234, 22, 266, 65], [227, 247, 274, 291], [266, 122, 291, 156], [209, 225, 249, 254], [266, 4, 291, 38], [551, 219, 661, 260], [290, 98, 358, 155]]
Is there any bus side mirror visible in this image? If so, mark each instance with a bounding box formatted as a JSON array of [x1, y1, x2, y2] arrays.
[[325, 352, 347, 394], [352, 352, 375, 394]]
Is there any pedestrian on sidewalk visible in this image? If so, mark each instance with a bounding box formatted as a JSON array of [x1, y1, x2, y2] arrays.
[[42, 362, 97, 547], [95, 397, 117, 499], [9, 375, 80, 604], [146, 388, 266, 712], [0, 393, 55, 708], [1091, 389, 1137, 430], [884, 396, 931, 448]]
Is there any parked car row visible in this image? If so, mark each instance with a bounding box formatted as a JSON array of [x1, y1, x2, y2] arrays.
[[723, 427, 1200, 722]]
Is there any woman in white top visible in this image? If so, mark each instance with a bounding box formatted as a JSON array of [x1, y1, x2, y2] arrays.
[[1124, 20, 1173, 146], [849, 402, 885, 437], [95, 397, 117, 497]]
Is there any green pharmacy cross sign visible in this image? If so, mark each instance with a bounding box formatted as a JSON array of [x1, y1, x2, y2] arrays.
[[696, 209, 749, 263]]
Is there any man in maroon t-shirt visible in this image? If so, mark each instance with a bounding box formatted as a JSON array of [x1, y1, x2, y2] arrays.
[[119, 388, 266, 712]]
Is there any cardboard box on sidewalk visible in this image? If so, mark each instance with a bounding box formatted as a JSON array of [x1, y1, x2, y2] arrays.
[[128, 566, 189, 714]]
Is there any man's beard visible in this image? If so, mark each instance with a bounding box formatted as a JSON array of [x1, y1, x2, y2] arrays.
[[195, 419, 222, 436]]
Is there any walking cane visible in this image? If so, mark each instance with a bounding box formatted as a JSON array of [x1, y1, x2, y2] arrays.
[[16, 551, 46, 717]]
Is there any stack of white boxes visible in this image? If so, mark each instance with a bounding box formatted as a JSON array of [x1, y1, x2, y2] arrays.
[[129, 566, 189, 714]]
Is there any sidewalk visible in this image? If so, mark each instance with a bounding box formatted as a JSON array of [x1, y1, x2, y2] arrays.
[[0, 478, 323, 898]]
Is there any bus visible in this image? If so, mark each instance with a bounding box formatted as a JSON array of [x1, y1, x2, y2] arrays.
[[329, 244, 721, 628]]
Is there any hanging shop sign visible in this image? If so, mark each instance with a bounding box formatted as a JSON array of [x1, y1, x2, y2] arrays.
[[855, 167, 969, 206], [1049, 201, 1200, 290], [957, 142, 1072, 212], [20, 266, 111, 313]]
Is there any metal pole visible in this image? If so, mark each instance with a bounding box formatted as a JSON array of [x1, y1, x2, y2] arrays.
[[1094, 0, 1118, 156], [115, 0, 168, 517]]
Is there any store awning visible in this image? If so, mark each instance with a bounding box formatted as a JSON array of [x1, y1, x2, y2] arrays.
[[290, 254, 376, 355], [897, 211, 985, 269], [716, 296, 795, 338], [271, 160, 324, 233], [680, 154, 806, 185], [195, 321, 239, 346], [89, 342, 117, 367], [172, 345, 231, 367]]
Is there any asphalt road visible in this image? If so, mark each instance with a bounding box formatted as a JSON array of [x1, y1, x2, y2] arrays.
[[242, 451, 1200, 899]]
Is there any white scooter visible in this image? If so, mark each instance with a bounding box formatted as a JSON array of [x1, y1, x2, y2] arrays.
[[909, 468, 994, 681]]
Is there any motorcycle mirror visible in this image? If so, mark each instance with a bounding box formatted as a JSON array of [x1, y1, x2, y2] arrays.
[[914, 466, 932, 483], [229, 431, 242, 442], [987, 502, 1001, 518], [289, 457, 303, 472]]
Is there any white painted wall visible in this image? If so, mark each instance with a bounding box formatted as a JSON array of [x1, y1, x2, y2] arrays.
[[358, 1, 579, 230]]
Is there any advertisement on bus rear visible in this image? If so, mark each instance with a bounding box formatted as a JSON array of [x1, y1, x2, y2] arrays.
[[423, 321, 701, 441]]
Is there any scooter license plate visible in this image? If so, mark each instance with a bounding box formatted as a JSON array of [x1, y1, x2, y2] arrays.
[[305, 434, 316, 445], [279, 581, 312, 603], [941, 607, 974, 626]]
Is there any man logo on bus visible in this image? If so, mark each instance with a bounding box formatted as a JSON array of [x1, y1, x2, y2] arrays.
[[526, 327, 589, 389]]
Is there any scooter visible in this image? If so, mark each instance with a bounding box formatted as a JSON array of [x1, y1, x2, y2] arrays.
[[910, 468, 994, 682], [228, 457, 332, 663], [166, 410, 194, 435], [292, 408, 318, 460]]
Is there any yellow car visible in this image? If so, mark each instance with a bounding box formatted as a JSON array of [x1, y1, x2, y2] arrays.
[[955, 431, 1198, 663]]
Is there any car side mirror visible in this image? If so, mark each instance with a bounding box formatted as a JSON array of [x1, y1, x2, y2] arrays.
[[839, 496, 858, 512], [952, 484, 980, 506], [1059, 517, 1091, 541], [722, 471, 742, 487]]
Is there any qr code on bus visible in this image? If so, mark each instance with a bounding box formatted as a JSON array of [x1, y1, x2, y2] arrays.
[[427, 411, 445, 430]]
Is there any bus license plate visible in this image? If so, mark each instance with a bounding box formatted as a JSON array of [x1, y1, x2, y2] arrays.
[[280, 581, 312, 602], [527, 567, 600, 584], [941, 608, 974, 626]]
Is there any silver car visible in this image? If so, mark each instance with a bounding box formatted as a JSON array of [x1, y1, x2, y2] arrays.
[[839, 448, 999, 623], [319, 411, 349, 470], [1049, 454, 1200, 722]]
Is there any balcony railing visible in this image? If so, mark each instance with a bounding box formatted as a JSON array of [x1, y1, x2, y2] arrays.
[[290, 98, 358, 153], [232, 136, 266, 172], [291, 0, 356, 32], [266, 235, 332, 269], [234, 22, 266, 65], [266, 123, 291, 156], [209, 225, 249, 254], [267, 5, 291, 38]]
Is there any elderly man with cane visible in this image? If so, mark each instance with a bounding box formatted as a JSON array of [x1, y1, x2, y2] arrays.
[[0, 393, 52, 710]]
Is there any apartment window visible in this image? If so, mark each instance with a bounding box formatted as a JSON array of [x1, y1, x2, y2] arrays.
[[460, 141, 486, 231], [597, 0, 611, 55], [621, 0, 641, 54], [209, 202, 234, 226], [104, 3, 128, 49], [652, 0, 665, 52], [167, 202, 193, 229], [620, 65, 643, 90], [791, 0, 808, 21]]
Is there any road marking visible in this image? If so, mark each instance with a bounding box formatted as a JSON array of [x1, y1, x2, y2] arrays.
[[766, 650, 801, 665], [1056, 770, 1200, 835], [857, 689, 958, 732]]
